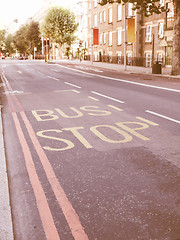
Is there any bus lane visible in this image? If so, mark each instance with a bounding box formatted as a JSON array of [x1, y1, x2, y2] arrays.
[[28, 89, 180, 240], [2, 68, 180, 240]]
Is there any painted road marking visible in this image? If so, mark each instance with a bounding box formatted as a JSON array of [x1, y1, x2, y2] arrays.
[[48, 76, 60, 81], [75, 66, 103, 73], [2, 73, 89, 240], [51, 69, 60, 72], [36, 120, 156, 151], [56, 64, 180, 93], [136, 117, 159, 126], [146, 110, 180, 124], [2, 80, 60, 240], [54, 89, 80, 93], [108, 105, 123, 111], [91, 91, 125, 103], [88, 96, 99, 101], [32, 106, 112, 121], [64, 82, 81, 89], [17, 71, 22, 74]]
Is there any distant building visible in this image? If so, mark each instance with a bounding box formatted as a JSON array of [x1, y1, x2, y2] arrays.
[[73, 0, 89, 58]]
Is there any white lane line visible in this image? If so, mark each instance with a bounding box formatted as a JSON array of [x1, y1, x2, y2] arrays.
[[51, 69, 60, 72], [56, 64, 180, 93], [17, 71, 22, 74], [48, 76, 59, 81], [64, 82, 81, 89], [88, 96, 99, 101], [91, 91, 125, 103], [146, 110, 180, 124]]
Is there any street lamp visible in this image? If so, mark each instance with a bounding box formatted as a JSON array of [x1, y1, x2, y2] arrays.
[[124, 3, 127, 71]]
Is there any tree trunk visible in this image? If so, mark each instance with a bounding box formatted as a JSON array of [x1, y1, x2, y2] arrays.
[[171, 0, 180, 75]]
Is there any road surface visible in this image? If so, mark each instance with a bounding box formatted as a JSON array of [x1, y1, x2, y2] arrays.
[[0, 59, 180, 240]]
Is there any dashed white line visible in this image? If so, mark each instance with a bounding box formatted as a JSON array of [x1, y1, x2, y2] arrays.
[[91, 91, 125, 103], [56, 64, 180, 93], [17, 71, 22, 74], [51, 69, 60, 72], [64, 82, 81, 89], [48, 76, 59, 81], [146, 110, 180, 124]]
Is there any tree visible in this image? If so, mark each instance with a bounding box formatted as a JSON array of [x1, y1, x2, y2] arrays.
[[100, 0, 180, 75], [41, 7, 78, 57], [13, 25, 29, 55], [26, 21, 42, 55], [4, 34, 15, 55], [0, 30, 6, 54], [13, 21, 42, 56]]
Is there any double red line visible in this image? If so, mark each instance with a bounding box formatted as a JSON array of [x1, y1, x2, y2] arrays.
[[1, 71, 89, 240]]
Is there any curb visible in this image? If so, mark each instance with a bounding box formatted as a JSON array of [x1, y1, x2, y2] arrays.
[[0, 88, 14, 239], [52, 59, 180, 79]]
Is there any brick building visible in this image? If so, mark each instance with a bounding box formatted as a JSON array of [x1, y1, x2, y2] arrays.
[[86, 0, 174, 67]]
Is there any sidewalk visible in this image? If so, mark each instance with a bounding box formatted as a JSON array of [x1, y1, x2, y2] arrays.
[[0, 93, 14, 239], [53, 59, 180, 79]]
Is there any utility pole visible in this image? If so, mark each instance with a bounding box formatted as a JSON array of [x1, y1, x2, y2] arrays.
[[91, 0, 93, 64], [124, 3, 127, 71]]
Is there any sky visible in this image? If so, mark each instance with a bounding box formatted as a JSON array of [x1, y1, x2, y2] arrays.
[[0, 0, 76, 27]]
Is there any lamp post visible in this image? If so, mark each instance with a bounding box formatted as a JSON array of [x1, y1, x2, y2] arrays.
[[124, 3, 127, 71], [91, 0, 93, 64]]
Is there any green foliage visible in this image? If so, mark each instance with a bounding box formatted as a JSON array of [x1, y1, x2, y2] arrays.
[[41, 7, 78, 46], [4, 34, 15, 55], [99, 0, 167, 17], [13, 21, 41, 55], [0, 30, 6, 53], [26, 21, 42, 54], [13, 25, 29, 55]]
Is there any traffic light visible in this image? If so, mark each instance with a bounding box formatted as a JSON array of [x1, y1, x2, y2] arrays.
[[47, 38, 49, 46], [79, 40, 83, 47], [43, 38, 46, 46]]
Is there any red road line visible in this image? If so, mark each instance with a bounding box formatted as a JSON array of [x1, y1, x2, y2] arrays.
[[6, 95, 60, 240], [2, 73, 89, 240]]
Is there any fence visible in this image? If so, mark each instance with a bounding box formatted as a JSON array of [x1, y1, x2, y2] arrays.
[[84, 55, 172, 68]]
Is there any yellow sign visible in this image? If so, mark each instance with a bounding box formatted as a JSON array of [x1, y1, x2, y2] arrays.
[[127, 18, 135, 43]]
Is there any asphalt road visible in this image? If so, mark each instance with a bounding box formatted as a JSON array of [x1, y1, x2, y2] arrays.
[[0, 59, 180, 240]]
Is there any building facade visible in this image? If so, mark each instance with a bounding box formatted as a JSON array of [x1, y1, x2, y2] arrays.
[[86, 0, 174, 67]]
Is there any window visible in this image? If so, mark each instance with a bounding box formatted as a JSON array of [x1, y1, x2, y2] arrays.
[[166, 2, 174, 29], [117, 29, 122, 45], [128, 3, 134, 17], [89, 34, 92, 46], [159, 0, 164, 7], [108, 8, 112, 23], [157, 52, 163, 64], [117, 52, 122, 64], [145, 53, 152, 67], [109, 32, 112, 46], [145, 25, 152, 42], [127, 52, 132, 65], [99, 33, 103, 44], [99, 12, 102, 23], [103, 32, 106, 44], [117, 4, 122, 21], [158, 21, 164, 39], [109, 53, 112, 63], [94, 0, 97, 8], [103, 10, 106, 22], [89, 15, 92, 28], [94, 14, 97, 27], [89, 2, 91, 9]]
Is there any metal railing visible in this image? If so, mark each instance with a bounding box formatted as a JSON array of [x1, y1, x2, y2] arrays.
[[84, 55, 172, 68]]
